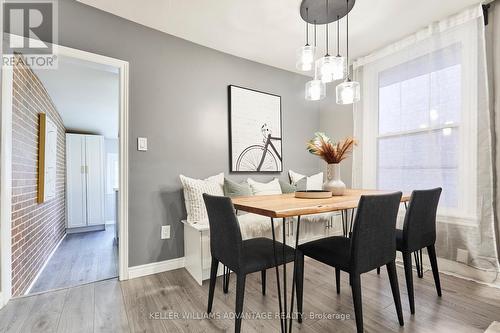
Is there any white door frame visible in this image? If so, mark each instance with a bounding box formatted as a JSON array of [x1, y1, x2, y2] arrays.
[[0, 41, 130, 306]]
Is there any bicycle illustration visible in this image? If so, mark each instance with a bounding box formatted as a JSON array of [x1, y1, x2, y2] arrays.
[[235, 124, 282, 172]]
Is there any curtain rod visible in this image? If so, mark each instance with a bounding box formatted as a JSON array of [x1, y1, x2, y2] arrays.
[[482, 2, 492, 25]]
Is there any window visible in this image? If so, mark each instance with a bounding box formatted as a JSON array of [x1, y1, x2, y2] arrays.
[[377, 45, 462, 209], [106, 153, 119, 194], [355, 16, 480, 222]]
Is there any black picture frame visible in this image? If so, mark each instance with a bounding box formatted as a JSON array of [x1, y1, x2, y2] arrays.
[[228, 85, 283, 173]]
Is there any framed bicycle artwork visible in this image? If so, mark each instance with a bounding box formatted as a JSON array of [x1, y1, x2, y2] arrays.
[[228, 85, 282, 173]]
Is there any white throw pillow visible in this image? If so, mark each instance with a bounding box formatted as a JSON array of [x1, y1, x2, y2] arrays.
[[288, 170, 323, 191], [247, 178, 282, 196], [179, 173, 224, 224]]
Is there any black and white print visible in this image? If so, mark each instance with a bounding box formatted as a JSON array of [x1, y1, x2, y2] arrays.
[[229, 85, 282, 172]]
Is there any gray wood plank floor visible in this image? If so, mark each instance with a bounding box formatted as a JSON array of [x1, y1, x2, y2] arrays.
[[2, 258, 500, 333], [29, 225, 118, 295]]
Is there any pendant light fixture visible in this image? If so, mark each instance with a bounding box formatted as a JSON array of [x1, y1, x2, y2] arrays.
[[305, 78, 326, 100], [315, 0, 345, 83], [305, 20, 326, 101], [296, 8, 315, 71], [333, 16, 347, 79], [298, 0, 359, 103], [336, 0, 360, 104]]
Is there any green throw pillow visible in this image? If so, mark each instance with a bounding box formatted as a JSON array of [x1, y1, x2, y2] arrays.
[[223, 178, 252, 197], [279, 179, 297, 194]]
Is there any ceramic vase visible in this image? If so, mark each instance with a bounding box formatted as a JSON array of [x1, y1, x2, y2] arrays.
[[323, 163, 346, 196]]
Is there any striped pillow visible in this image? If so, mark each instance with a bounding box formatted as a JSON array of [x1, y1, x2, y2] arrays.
[[180, 173, 224, 224]]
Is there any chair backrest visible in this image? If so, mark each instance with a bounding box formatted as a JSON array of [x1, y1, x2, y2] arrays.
[[350, 192, 402, 274], [203, 194, 243, 271], [402, 188, 442, 252]]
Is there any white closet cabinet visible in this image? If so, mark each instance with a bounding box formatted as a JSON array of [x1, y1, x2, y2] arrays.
[[66, 134, 105, 230]]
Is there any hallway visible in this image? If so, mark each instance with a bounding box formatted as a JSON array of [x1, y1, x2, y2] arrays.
[[28, 225, 118, 294]]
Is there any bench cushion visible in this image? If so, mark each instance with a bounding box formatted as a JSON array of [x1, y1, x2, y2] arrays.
[[238, 213, 281, 239]]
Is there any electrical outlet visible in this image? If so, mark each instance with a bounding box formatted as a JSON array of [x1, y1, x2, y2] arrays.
[[161, 225, 170, 239], [457, 248, 469, 264]]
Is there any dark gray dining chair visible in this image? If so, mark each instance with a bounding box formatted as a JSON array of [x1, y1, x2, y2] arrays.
[[203, 193, 300, 333], [397, 187, 442, 314], [296, 192, 404, 333]]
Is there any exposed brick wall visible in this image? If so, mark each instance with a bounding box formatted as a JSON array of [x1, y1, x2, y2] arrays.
[[11, 55, 66, 296]]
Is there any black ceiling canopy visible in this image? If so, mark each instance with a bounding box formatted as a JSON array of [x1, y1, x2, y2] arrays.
[[300, 0, 356, 25]]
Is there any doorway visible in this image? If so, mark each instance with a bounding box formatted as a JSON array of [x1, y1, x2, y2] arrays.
[[0, 43, 129, 304]]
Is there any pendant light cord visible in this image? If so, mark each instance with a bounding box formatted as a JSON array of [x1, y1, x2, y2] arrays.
[[314, 21, 317, 47], [346, 0, 350, 80], [325, 0, 329, 56], [336, 16, 340, 56], [305, 7, 309, 46]]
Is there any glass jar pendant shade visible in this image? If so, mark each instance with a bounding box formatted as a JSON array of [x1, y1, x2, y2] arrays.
[[297, 8, 315, 72], [334, 0, 361, 105], [296, 45, 316, 71], [305, 79, 326, 101], [336, 80, 360, 104], [315, 55, 345, 83]]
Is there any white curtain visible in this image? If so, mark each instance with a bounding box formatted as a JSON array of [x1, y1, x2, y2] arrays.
[[352, 5, 499, 274], [492, 1, 500, 269]]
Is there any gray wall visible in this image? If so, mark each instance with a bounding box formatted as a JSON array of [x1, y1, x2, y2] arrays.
[[319, 94, 354, 188], [57, 0, 321, 266]]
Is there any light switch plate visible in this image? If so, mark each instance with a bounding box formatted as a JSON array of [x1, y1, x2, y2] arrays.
[[161, 225, 170, 239], [137, 137, 148, 151]]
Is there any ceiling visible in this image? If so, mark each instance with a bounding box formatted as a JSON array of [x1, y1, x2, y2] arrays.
[[34, 56, 119, 138], [77, 0, 483, 75]]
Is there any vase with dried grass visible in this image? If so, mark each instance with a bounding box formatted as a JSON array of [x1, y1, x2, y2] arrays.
[[307, 133, 357, 195]]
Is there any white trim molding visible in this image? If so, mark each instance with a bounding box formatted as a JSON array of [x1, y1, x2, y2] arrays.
[[0, 60, 13, 308], [128, 258, 185, 280], [118, 60, 130, 281], [24, 234, 66, 295]]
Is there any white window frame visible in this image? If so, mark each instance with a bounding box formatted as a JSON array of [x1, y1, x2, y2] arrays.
[[360, 22, 478, 224]]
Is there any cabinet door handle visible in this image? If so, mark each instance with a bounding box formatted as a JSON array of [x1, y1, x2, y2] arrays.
[[81, 166, 85, 174], [86, 166, 89, 173]]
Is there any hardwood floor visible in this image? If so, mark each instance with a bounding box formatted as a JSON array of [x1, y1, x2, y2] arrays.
[[2, 258, 500, 332], [28, 225, 118, 295]]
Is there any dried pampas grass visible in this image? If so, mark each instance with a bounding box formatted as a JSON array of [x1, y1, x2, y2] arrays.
[[307, 132, 357, 164]]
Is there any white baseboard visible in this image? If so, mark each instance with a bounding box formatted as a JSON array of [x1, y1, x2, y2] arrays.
[[24, 233, 67, 295], [395, 251, 500, 289], [435, 257, 500, 289], [128, 257, 185, 280], [66, 224, 105, 234]]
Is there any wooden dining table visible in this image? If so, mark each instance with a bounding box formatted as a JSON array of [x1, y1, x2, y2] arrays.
[[231, 189, 410, 333]]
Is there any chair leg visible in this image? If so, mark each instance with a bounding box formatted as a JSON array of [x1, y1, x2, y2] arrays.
[[402, 251, 415, 314], [350, 274, 363, 333], [335, 268, 341, 294], [234, 274, 246, 333], [376, 267, 380, 275], [414, 250, 424, 278], [427, 244, 442, 297], [386, 260, 404, 326], [261, 270, 266, 295], [208, 257, 219, 313], [296, 251, 305, 323], [223, 266, 231, 294]]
